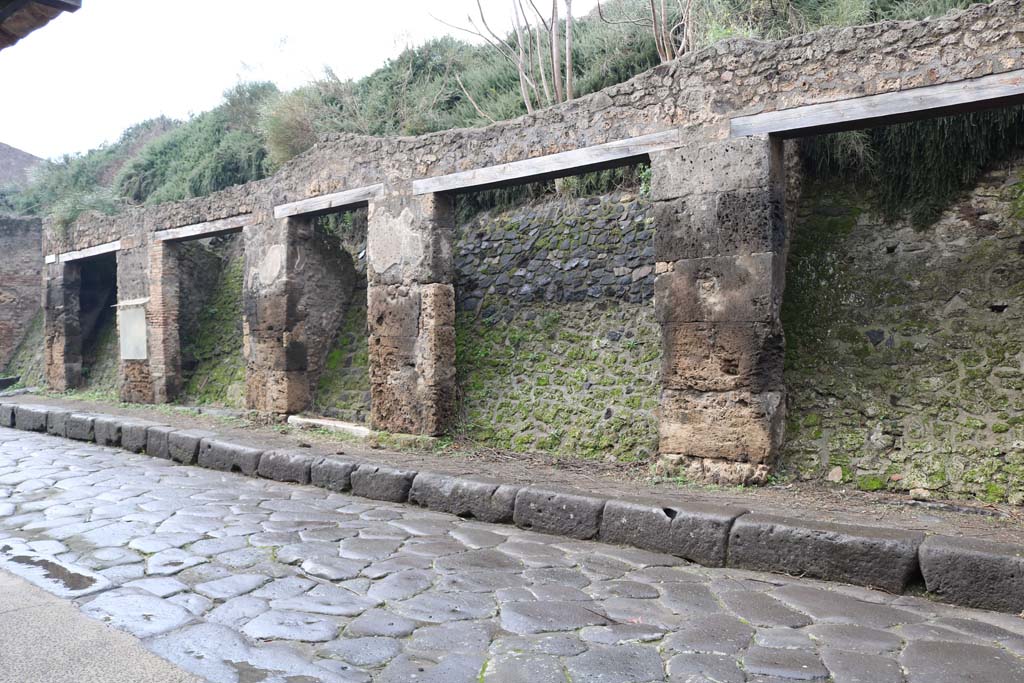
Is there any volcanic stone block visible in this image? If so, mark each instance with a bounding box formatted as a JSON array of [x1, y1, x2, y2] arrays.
[[65, 413, 96, 442], [408, 471, 519, 524], [167, 430, 217, 465], [727, 514, 924, 593], [310, 458, 359, 493], [0, 403, 14, 428], [145, 425, 176, 459], [350, 465, 417, 503], [659, 389, 785, 464], [93, 416, 124, 447], [513, 487, 607, 540], [14, 405, 48, 432], [368, 285, 421, 338], [654, 254, 784, 324], [599, 498, 748, 567], [46, 409, 71, 437], [650, 137, 773, 202], [121, 421, 158, 453], [919, 535, 1024, 613], [198, 438, 263, 476], [661, 322, 784, 393], [257, 450, 318, 484]]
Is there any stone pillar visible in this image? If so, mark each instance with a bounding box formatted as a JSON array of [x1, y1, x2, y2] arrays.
[[244, 215, 310, 414], [366, 188, 455, 435], [651, 136, 787, 485], [147, 240, 181, 403], [43, 262, 82, 392]]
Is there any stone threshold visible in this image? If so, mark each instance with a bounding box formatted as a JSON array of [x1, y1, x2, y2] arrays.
[[1, 400, 1021, 615]]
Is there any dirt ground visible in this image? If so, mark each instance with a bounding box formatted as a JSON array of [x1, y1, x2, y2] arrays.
[[6, 392, 1024, 546]]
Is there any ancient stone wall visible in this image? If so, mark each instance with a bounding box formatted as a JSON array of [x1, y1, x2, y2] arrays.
[[0, 216, 41, 370], [783, 159, 1024, 504]]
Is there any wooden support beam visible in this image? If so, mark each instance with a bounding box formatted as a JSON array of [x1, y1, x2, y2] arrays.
[[412, 129, 682, 195], [32, 0, 81, 12], [51, 239, 121, 264], [154, 214, 250, 242], [273, 184, 384, 220], [731, 70, 1024, 138]]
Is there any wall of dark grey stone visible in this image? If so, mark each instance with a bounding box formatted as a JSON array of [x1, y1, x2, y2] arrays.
[[0, 216, 41, 370]]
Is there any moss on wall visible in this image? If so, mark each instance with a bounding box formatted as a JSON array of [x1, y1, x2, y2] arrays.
[[782, 163, 1024, 504], [79, 307, 120, 398], [311, 291, 370, 421], [178, 249, 246, 407], [3, 310, 44, 387]]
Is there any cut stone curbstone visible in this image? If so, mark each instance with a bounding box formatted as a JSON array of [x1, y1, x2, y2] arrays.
[[93, 416, 124, 447], [257, 450, 318, 484], [919, 535, 1024, 613], [121, 421, 159, 454], [513, 487, 607, 540], [65, 414, 96, 442], [14, 405, 48, 432], [167, 430, 217, 465], [599, 498, 747, 567], [350, 464, 416, 503], [145, 425, 176, 459], [0, 403, 14, 428], [727, 514, 924, 593], [310, 458, 359, 493], [408, 471, 518, 524], [197, 438, 263, 476], [46, 410, 71, 438]]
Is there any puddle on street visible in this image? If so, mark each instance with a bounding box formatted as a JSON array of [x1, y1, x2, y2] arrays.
[[8, 554, 97, 590]]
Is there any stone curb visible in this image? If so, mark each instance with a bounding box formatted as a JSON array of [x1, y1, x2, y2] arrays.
[[3, 402, 1024, 613]]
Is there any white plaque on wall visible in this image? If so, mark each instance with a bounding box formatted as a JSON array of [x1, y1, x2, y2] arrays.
[[118, 305, 148, 360]]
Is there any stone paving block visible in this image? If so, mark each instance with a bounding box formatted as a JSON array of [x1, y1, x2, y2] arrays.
[[900, 640, 1024, 683], [599, 498, 746, 567], [919, 535, 1024, 613], [65, 413, 96, 442], [197, 438, 263, 476], [120, 421, 159, 453], [728, 513, 924, 593], [408, 472, 518, 524], [350, 464, 416, 503], [258, 450, 318, 484], [93, 416, 124, 447], [14, 405, 48, 432], [45, 409, 71, 437], [310, 457, 359, 492], [0, 403, 14, 428], [145, 425, 176, 459], [513, 487, 606, 540], [167, 429, 217, 465]]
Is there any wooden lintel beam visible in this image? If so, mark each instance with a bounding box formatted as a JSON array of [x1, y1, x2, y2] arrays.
[[154, 214, 250, 242], [273, 184, 384, 220], [412, 129, 682, 195], [730, 69, 1024, 139], [53, 239, 121, 264], [32, 0, 81, 13]]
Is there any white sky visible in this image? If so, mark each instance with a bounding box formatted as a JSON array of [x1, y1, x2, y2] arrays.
[[1, 0, 600, 160]]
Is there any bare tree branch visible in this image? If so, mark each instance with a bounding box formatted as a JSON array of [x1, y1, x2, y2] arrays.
[[550, 1, 564, 103], [564, 0, 574, 101], [455, 73, 497, 123]]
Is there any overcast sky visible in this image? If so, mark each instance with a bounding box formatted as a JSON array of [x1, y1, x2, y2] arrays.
[[1, 0, 600, 160]]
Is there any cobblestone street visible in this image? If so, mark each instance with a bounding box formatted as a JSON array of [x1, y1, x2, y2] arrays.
[[1, 428, 1023, 683]]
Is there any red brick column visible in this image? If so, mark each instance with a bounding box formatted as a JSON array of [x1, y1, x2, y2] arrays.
[[147, 240, 181, 403]]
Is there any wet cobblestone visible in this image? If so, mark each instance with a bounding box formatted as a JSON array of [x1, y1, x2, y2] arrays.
[[1, 428, 1023, 682]]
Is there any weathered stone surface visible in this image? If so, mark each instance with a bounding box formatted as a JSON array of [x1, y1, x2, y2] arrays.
[[0, 404, 15, 428], [14, 405, 48, 432], [65, 413, 96, 441], [565, 644, 667, 683], [728, 514, 924, 593], [742, 646, 829, 681], [821, 648, 903, 683], [242, 609, 339, 642], [900, 640, 1024, 683], [513, 487, 606, 540], [167, 429, 216, 465], [659, 390, 785, 466], [919, 535, 1024, 613], [408, 472, 518, 524], [320, 636, 403, 668], [599, 498, 745, 567], [655, 254, 784, 325], [345, 609, 419, 638], [257, 450, 317, 484], [500, 601, 610, 634], [350, 464, 416, 503], [93, 416, 124, 447], [661, 321, 784, 393], [45, 409, 70, 437], [197, 437, 263, 476], [120, 420, 157, 453], [311, 457, 359, 492], [81, 589, 193, 638], [145, 424, 176, 459]]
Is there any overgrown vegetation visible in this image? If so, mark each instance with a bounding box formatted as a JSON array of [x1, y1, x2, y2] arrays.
[[5, 0, 1012, 230]]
